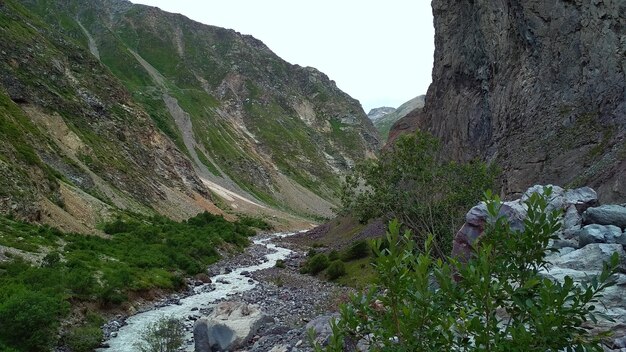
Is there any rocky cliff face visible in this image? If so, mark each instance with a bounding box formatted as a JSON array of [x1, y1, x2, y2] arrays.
[[390, 1, 626, 202], [0, 0, 379, 229]]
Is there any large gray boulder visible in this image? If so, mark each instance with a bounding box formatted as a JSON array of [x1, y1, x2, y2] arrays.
[[576, 224, 623, 247], [194, 301, 271, 352], [193, 320, 211, 352], [305, 314, 339, 347], [583, 205, 626, 229], [548, 243, 626, 273]]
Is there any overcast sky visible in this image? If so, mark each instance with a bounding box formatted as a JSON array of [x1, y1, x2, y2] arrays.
[[130, 0, 434, 113]]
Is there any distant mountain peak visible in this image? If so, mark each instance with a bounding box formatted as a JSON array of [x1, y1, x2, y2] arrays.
[[367, 107, 396, 122]]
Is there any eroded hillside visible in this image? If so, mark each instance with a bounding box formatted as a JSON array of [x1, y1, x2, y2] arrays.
[[0, 0, 379, 229], [20, 0, 379, 218]]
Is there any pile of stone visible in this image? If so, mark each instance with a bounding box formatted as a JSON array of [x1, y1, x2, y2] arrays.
[[453, 185, 626, 350]]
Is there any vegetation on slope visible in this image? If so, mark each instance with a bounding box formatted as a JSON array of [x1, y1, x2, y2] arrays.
[[0, 0, 215, 225], [320, 193, 619, 351], [18, 0, 379, 213], [0, 212, 265, 351]]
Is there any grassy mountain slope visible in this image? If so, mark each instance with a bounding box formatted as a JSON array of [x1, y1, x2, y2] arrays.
[[21, 0, 380, 218], [0, 0, 223, 232]]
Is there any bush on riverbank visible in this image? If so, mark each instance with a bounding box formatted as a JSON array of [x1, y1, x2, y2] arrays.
[[0, 212, 257, 351], [319, 192, 620, 351]]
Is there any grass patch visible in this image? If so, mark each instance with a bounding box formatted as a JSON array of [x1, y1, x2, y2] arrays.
[[334, 257, 376, 289]]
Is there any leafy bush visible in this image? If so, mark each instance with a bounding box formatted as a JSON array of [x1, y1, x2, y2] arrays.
[[326, 260, 346, 280], [134, 316, 184, 352], [303, 253, 330, 275], [275, 259, 286, 268], [65, 325, 102, 352], [0, 288, 68, 352], [320, 191, 619, 351], [328, 250, 340, 261], [238, 215, 272, 230], [340, 131, 496, 257], [41, 251, 61, 267], [342, 240, 370, 261]]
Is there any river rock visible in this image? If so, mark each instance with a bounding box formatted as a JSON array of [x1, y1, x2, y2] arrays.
[[548, 243, 626, 273], [194, 301, 271, 351], [576, 224, 622, 247], [563, 187, 598, 212], [583, 205, 626, 229], [305, 314, 340, 347]]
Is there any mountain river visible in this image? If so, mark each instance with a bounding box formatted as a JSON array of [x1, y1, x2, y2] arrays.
[[97, 232, 295, 351]]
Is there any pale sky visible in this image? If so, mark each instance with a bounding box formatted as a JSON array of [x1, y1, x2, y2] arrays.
[[130, 0, 434, 113]]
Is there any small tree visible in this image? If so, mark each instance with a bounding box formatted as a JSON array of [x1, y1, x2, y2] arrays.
[[339, 131, 496, 257], [320, 191, 619, 351], [135, 316, 184, 352]]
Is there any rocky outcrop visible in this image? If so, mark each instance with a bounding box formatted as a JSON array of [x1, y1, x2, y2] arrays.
[[453, 185, 626, 349], [390, 1, 626, 202]]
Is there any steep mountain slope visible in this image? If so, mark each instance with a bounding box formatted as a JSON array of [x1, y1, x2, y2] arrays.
[[372, 95, 425, 142], [0, 0, 379, 230], [390, 1, 626, 202], [20, 0, 379, 218], [0, 1, 221, 233]]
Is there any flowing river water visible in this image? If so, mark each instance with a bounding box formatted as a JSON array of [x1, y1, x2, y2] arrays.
[[97, 233, 295, 351]]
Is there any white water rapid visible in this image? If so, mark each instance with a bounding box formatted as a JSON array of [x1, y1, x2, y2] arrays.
[[97, 233, 295, 351]]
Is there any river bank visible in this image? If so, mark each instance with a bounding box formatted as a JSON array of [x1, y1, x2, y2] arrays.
[[97, 232, 350, 351]]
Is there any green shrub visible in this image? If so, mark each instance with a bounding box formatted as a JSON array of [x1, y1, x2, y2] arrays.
[[326, 260, 346, 280], [42, 251, 61, 267], [66, 325, 102, 352], [103, 218, 139, 234], [328, 250, 340, 261], [307, 253, 330, 275], [134, 316, 184, 352], [339, 131, 496, 257], [0, 289, 67, 351], [238, 215, 272, 230], [275, 259, 286, 268], [342, 240, 369, 261], [319, 191, 620, 351]]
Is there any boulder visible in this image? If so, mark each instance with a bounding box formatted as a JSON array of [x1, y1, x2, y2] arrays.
[[548, 243, 625, 273], [562, 187, 599, 212], [452, 200, 526, 261], [194, 301, 271, 352], [583, 205, 626, 229], [305, 314, 339, 347], [562, 205, 582, 230], [576, 224, 622, 247], [193, 320, 211, 352]]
